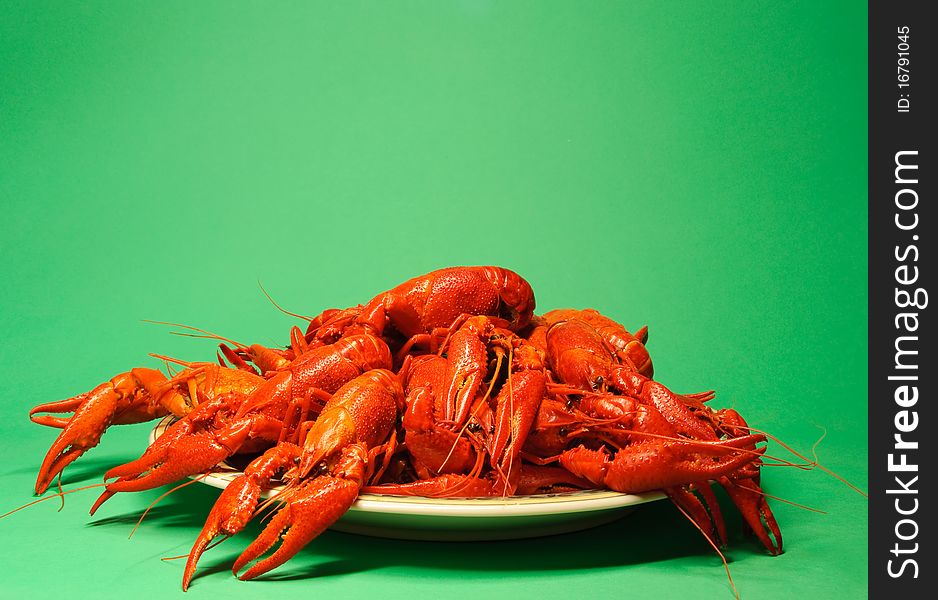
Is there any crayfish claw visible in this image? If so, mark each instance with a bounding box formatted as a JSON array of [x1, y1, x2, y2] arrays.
[[184, 443, 304, 589], [32, 368, 171, 494], [88, 489, 115, 516], [182, 533, 216, 591], [183, 478, 258, 590], [33, 383, 120, 494], [36, 447, 86, 496], [667, 484, 727, 549], [29, 393, 90, 428], [94, 432, 240, 514], [720, 476, 783, 555], [234, 476, 359, 581]]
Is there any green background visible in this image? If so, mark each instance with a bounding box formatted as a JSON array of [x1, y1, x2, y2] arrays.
[[0, 2, 867, 598]]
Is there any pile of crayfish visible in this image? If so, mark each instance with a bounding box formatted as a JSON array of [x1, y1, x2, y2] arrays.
[[29, 266, 781, 589]]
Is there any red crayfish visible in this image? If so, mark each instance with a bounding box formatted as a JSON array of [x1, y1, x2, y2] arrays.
[[26, 266, 783, 590]]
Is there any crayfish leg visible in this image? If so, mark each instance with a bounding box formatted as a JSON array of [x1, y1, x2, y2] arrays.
[[363, 474, 498, 498]]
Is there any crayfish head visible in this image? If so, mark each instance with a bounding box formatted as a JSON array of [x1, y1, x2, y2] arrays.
[[296, 409, 356, 479], [481, 266, 536, 331], [509, 340, 545, 372], [159, 366, 264, 417]]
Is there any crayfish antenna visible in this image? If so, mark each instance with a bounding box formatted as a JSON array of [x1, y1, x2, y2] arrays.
[[672, 499, 740, 600], [749, 425, 867, 498], [143, 319, 249, 349], [257, 281, 314, 323], [439, 438, 488, 497], [128, 474, 209, 539], [0, 482, 108, 521]]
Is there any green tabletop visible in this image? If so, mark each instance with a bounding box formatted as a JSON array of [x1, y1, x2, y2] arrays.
[[0, 2, 867, 599]]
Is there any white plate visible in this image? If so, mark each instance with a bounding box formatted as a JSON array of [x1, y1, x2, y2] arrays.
[[149, 416, 666, 541]]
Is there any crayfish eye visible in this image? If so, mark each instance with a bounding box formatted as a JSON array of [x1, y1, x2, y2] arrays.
[[592, 376, 604, 390]]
